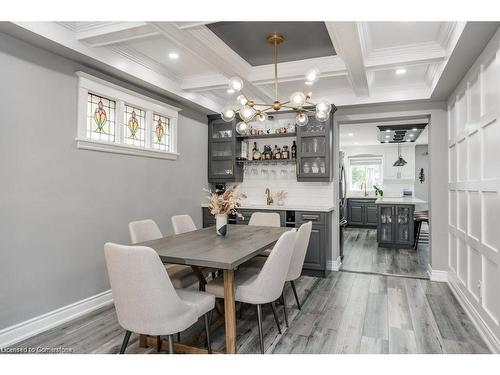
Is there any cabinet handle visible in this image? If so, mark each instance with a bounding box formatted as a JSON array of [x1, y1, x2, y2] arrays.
[[301, 214, 320, 221]]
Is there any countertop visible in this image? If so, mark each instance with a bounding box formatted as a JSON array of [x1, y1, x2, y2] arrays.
[[201, 203, 334, 212], [374, 197, 427, 205]]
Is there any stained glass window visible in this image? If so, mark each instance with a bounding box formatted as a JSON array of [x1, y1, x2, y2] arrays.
[[152, 113, 170, 151], [124, 105, 146, 147], [87, 93, 116, 142]]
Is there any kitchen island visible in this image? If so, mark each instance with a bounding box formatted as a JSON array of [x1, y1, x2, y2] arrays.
[[374, 197, 427, 248], [201, 204, 334, 277]]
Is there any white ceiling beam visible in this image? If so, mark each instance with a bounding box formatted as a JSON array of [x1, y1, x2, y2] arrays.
[[75, 22, 160, 47], [174, 22, 217, 30], [150, 22, 275, 103], [364, 43, 446, 71], [325, 22, 370, 97]]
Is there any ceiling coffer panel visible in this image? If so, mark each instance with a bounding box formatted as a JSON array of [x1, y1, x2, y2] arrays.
[[207, 22, 336, 66]]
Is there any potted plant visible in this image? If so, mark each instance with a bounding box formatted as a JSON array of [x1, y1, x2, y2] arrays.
[[275, 190, 287, 206], [206, 185, 246, 236], [373, 185, 384, 197]]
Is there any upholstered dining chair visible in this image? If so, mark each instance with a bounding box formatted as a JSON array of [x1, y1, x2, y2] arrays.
[[240, 221, 313, 327], [205, 230, 296, 354], [248, 212, 281, 227], [104, 243, 215, 354], [128, 219, 200, 289], [248, 212, 281, 257], [171, 214, 197, 235]]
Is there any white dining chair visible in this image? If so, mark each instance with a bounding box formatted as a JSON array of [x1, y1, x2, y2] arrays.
[[248, 212, 281, 257], [104, 243, 215, 354], [248, 212, 281, 227], [240, 221, 313, 327], [205, 230, 296, 354], [128, 219, 200, 289], [171, 214, 197, 235]]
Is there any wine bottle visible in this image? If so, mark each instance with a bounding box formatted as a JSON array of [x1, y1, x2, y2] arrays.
[[291, 140, 297, 159]]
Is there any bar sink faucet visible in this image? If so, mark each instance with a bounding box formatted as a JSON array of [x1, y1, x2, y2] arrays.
[[265, 188, 274, 206], [360, 182, 368, 197]]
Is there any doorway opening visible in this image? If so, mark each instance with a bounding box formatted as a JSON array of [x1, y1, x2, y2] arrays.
[[338, 117, 430, 279]]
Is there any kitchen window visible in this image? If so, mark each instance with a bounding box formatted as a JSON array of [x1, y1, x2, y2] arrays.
[[349, 156, 383, 191], [76, 72, 180, 160]]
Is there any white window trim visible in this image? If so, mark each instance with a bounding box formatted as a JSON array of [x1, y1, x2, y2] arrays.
[[75, 71, 180, 160]]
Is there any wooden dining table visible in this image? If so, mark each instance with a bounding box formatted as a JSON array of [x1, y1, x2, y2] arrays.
[[136, 224, 289, 354]]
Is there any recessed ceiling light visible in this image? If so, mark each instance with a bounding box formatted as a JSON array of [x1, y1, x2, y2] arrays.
[[396, 68, 407, 75], [168, 52, 179, 60], [385, 140, 389, 143], [406, 140, 411, 142], [227, 88, 235, 94], [409, 134, 414, 137], [412, 127, 418, 131], [385, 135, 390, 139], [386, 129, 391, 132], [348, 133, 354, 137]]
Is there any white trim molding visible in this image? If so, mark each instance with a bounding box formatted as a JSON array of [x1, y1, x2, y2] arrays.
[[0, 290, 113, 349], [328, 256, 342, 272], [427, 264, 448, 282], [76, 71, 180, 160], [448, 273, 500, 353]]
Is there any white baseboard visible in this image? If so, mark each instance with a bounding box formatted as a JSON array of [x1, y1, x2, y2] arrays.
[[448, 274, 500, 353], [0, 290, 113, 349], [327, 257, 342, 271], [427, 264, 448, 282]]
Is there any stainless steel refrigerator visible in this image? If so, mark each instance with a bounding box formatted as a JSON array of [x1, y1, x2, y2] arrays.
[[339, 151, 347, 259]]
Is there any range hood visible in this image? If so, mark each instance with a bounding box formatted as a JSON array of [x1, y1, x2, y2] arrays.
[[393, 143, 407, 167]]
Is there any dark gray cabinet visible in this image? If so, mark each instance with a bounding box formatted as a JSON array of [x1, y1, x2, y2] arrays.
[[377, 204, 415, 248], [207, 114, 243, 183], [347, 198, 378, 227], [296, 108, 336, 182], [201, 207, 330, 277]]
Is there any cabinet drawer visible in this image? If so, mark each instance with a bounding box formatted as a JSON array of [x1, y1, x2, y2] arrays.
[[236, 209, 285, 226], [296, 211, 326, 225]]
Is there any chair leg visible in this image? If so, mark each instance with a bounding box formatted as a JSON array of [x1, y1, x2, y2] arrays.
[[270, 302, 282, 334], [290, 280, 301, 310], [282, 291, 289, 328], [119, 330, 132, 354], [256, 304, 265, 354], [204, 311, 212, 354], [415, 221, 422, 249], [157, 335, 161, 353], [168, 335, 175, 354]]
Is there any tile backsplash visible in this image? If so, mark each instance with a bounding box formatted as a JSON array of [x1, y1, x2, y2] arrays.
[[229, 164, 334, 207]]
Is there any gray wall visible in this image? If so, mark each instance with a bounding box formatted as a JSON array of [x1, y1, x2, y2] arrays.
[[414, 144, 429, 209], [335, 101, 449, 272], [0, 32, 208, 329]]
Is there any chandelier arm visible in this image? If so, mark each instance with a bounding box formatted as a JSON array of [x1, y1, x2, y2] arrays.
[[274, 39, 279, 102]]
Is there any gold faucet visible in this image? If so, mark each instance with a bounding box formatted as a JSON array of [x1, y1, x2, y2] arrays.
[[265, 188, 274, 206], [360, 182, 368, 197]]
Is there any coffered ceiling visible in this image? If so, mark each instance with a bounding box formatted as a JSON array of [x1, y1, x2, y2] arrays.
[[1, 21, 491, 114]]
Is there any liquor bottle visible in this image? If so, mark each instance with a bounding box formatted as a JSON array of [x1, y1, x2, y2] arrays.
[[252, 142, 261, 160], [273, 145, 279, 159], [291, 140, 297, 159], [282, 145, 289, 159], [276, 147, 282, 159]]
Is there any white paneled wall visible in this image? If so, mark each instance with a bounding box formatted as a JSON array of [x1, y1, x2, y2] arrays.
[[448, 29, 500, 351]]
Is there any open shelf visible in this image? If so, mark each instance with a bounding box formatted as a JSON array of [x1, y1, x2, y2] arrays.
[[236, 132, 296, 140], [236, 159, 296, 164]]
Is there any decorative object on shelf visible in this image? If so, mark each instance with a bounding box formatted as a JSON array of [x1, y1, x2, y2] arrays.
[[205, 185, 246, 236], [282, 145, 290, 159], [252, 142, 261, 160], [221, 33, 334, 134], [275, 190, 288, 206], [291, 140, 297, 159], [419, 168, 425, 183], [373, 185, 384, 197]]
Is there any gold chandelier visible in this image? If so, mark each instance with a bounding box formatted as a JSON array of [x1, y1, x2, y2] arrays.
[[220, 33, 333, 134]]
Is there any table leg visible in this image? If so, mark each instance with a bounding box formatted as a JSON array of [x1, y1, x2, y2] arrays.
[[223, 269, 236, 354]]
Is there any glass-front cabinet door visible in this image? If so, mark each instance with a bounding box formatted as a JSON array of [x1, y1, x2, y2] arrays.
[[296, 114, 333, 182], [395, 205, 414, 245], [378, 205, 394, 243], [208, 116, 242, 182]]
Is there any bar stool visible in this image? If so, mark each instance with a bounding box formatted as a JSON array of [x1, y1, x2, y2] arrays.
[[414, 211, 429, 249]]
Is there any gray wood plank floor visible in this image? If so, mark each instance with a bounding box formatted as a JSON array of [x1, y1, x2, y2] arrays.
[[10, 270, 489, 354], [341, 226, 429, 278]]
